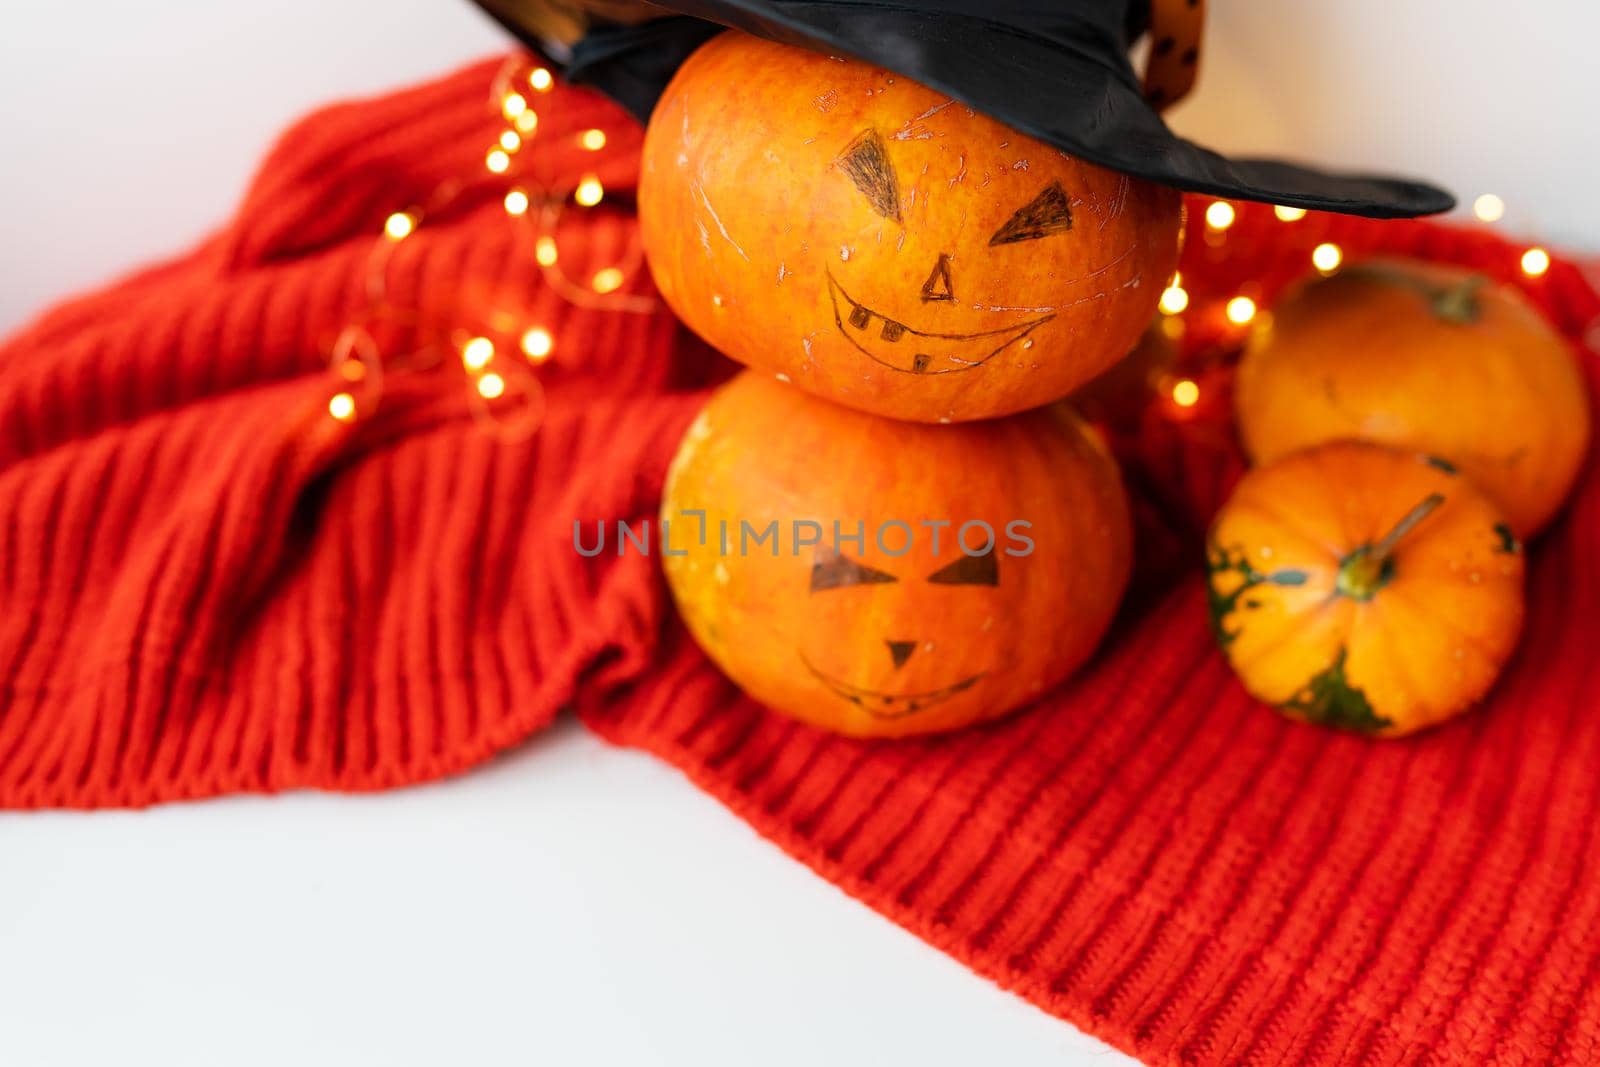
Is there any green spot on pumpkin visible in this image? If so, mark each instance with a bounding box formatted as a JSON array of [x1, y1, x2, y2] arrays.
[[1281, 648, 1392, 734], [1205, 543, 1311, 650], [1493, 522, 1520, 555]]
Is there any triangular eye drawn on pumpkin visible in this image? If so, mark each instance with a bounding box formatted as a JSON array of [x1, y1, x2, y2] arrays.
[[926, 551, 999, 586], [989, 182, 1074, 246], [810, 549, 899, 592], [836, 129, 902, 223]]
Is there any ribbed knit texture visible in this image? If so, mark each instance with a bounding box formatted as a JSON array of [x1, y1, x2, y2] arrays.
[[3, 57, 1598, 1066]]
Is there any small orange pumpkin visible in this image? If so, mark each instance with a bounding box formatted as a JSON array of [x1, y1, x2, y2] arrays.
[[1235, 257, 1592, 536], [661, 373, 1132, 738], [639, 31, 1182, 424], [1207, 440, 1525, 737]]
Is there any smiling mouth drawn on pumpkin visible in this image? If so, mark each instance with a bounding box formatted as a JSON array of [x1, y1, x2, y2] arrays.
[[826, 272, 1054, 375], [800, 653, 985, 718]]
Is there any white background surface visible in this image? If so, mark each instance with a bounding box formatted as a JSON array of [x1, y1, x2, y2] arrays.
[[1, 3, 1594, 1065], [1, 721, 1121, 1067]]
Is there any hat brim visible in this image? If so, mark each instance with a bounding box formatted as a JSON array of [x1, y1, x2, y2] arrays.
[[485, 1, 1455, 218]]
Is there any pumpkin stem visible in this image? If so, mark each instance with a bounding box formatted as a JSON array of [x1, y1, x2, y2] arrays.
[[1430, 275, 1485, 324], [1336, 492, 1445, 601], [1347, 263, 1486, 324]]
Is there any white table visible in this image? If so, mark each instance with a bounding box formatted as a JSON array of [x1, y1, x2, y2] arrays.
[[0, 721, 1131, 1066]]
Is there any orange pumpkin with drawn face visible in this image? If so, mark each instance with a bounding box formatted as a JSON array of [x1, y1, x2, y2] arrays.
[[660, 373, 1133, 737], [639, 31, 1183, 423]]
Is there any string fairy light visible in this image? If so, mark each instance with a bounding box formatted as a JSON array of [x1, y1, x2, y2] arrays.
[[383, 211, 417, 241], [327, 54, 662, 432], [326, 322, 382, 415], [328, 392, 357, 421], [574, 174, 605, 207], [1158, 280, 1189, 315], [521, 327, 554, 362], [462, 336, 496, 370], [1121, 190, 1571, 430], [1312, 242, 1343, 274], [526, 191, 655, 313]]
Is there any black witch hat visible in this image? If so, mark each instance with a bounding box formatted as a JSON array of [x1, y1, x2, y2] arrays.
[[471, 0, 1453, 218]]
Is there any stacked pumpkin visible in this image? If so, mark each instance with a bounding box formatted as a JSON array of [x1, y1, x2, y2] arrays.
[[642, 32, 1178, 737]]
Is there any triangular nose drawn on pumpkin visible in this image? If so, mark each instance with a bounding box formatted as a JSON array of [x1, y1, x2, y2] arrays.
[[885, 640, 917, 670], [921, 254, 954, 302]]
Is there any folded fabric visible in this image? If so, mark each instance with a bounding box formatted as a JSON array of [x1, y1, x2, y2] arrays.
[[2, 57, 1598, 1066]]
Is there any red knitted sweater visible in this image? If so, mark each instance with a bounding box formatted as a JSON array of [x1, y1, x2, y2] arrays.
[[2, 58, 1598, 1066]]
